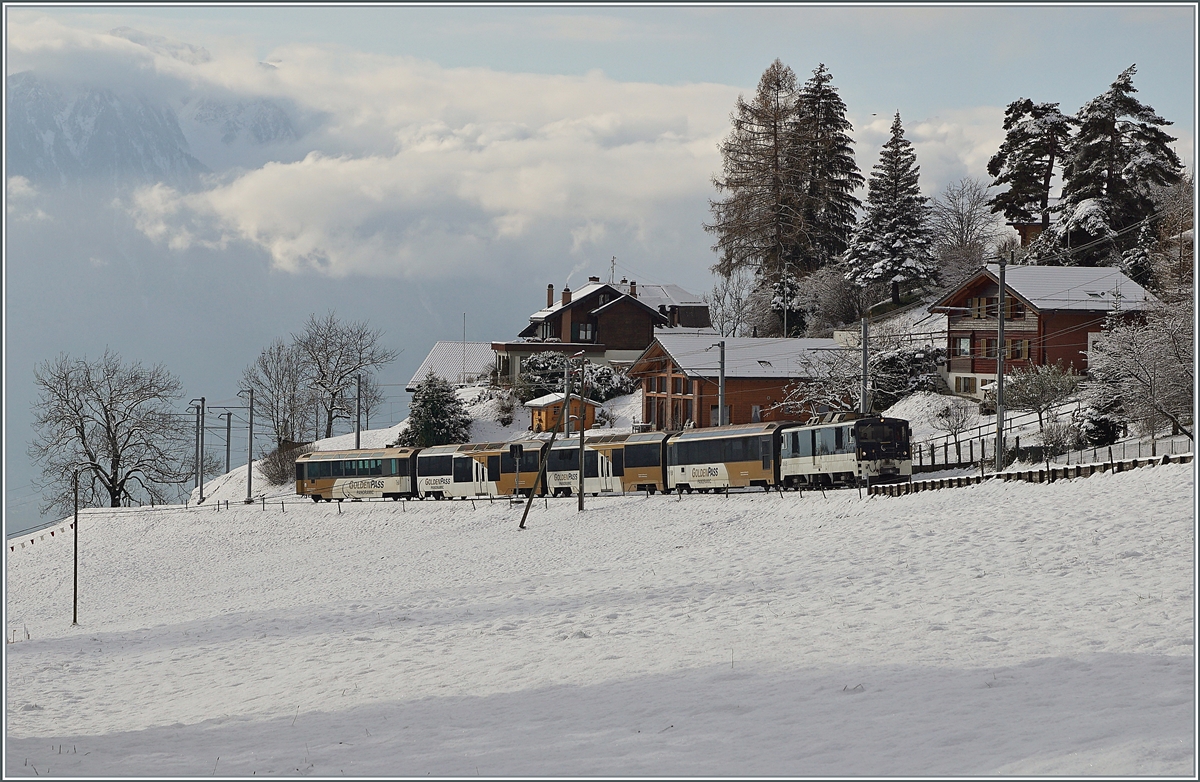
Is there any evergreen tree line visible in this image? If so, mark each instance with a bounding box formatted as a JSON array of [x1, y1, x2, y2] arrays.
[[706, 60, 1188, 338]]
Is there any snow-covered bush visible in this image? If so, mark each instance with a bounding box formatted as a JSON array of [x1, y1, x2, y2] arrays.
[[259, 442, 312, 486], [515, 352, 635, 403], [869, 345, 948, 410], [1076, 381, 1125, 447], [1041, 420, 1086, 458]]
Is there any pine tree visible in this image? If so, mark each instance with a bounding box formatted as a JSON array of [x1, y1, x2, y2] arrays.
[[843, 113, 937, 305], [986, 99, 1075, 228], [1045, 65, 1183, 266], [1120, 223, 1157, 286], [399, 371, 471, 447], [794, 64, 863, 272], [705, 59, 807, 283]]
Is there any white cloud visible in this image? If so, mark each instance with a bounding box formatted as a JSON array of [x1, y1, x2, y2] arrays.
[[12, 14, 1047, 282], [6, 176, 51, 222]]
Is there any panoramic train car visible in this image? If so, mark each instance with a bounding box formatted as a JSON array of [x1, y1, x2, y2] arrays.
[[608, 430, 672, 493], [413, 440, 548, 499], [294, 447, 419, 501], [665, 422, 787, 494], [543, 435, 620, 496], [779, 415, 912, 487]]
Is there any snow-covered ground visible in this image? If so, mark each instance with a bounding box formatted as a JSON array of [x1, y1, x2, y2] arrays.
[[6, 450, 1194, 776]]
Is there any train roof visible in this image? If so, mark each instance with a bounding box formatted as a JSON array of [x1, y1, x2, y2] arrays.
[[296, 447, 419, 461], [669, 422, 786, 441], [779, 416, 908, 431]]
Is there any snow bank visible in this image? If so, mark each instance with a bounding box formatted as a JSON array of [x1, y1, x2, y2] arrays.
[[6, 462, 1194, 776]]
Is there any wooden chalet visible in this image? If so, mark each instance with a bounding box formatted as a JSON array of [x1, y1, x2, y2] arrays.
[[930, 264, 1153, 398], [492, 276, 711, 383], [628, 334, 841, 430], [524, 392, 597, 433]]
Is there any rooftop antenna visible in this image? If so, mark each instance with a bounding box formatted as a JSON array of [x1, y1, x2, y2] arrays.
[[610, 256, 616, 284]]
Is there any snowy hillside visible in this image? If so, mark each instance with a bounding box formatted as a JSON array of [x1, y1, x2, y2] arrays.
[[6, 458, 1193, 776]]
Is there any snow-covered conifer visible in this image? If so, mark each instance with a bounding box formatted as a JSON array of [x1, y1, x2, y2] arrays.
[[399, 371, 471, 447], [1046, 65, 1182, 266], [794, 63, 863, 272], [986, 99, 1075, 228], [843, 113, 937, 305]]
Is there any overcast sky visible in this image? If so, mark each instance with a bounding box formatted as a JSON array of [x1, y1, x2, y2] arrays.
[[4, 4, 1195, 533]]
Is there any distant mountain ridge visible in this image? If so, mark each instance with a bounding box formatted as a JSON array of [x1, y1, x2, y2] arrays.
[[5, 71, 209, 191]]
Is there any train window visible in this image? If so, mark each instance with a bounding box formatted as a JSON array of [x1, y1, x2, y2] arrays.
[[584, 450, 599, 478], [330, 461, 342, 477], [296, 464, 305, 481], [418, 455, 453, 476], [551, 448, 579, 471], [319, 461, 333, 478], [761, 437, 773, 465], [453, 458, 472, 483], [487, 455, 500, 481], [611, 449, 624, 476], [834, 427, 843, 451], [370, 460, 383, 476], [624, 443, 660, 468], [816, 427, 837, 456], [727, 438, 744, 462]]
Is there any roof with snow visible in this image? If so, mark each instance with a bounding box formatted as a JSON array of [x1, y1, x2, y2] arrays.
[[524, 392, 597, 408], [633, 334, 842, 379], [406, 341, 495, 392], [933, 264, 1155, 313]]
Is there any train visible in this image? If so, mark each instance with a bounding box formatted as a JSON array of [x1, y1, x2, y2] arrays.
[[294, 414, 912, 502]]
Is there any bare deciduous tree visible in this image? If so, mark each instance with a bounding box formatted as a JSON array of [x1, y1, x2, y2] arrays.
[[931, 397, 976, 458], [29, 350, 193, 516], [358, 372, 388, 430], [1003, 362, 1083, 431], [930, 177, 1003, 288], [241, 338, 312, 448], [293, 311, 399, 439], [770, 347, 860, 419], [1089, 300, 1193, 439], [704, 267, 755, 336]]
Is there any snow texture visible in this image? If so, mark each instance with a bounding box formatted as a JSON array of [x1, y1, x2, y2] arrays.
[[5, 447, 1194, 776]]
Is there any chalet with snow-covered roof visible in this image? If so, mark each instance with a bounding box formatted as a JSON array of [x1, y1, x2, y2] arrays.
[[627, 334, 841, 430], [930, 264, 1153, 398], [524, 392, 597, 433], [492, 276, 712, 384]]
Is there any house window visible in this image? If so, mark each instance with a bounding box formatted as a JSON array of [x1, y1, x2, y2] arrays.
[[981, 338, 999, 358], [656, 376, 667, 393], [539, 321, 552, 339], [1005, 299, 1025, 320], [576, 322, 595, 342], [952, 337, 971, 356], [709, 404, 732, 426], [1006, 339, 1029, 360], [955, 376, 977, 394], [971, 297, 998, 319], [751, 405, 762, 423]]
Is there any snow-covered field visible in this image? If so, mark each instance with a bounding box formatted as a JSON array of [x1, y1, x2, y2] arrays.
[[5, 453, 1194, 776]]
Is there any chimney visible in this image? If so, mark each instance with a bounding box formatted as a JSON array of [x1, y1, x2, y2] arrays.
[[562, 286, 572, 305], [588, 275, 600, 284], [630, 281, 637, 298], [547, 284, 554, 308]]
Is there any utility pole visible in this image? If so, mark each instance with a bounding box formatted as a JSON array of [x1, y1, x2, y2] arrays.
[[995, 252, 1009, 472], [355, 374, 362, 450], [860, 315, 870, 414], [189, 397, 205, 502], [578, 357, 586, 512], [242, 388, 254, 504], [73, 470, 79, 626], [221, 412, 232, 474], [718, 340, 726, 425]]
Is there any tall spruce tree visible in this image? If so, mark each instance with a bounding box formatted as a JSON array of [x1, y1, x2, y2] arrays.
[[986, 98, 1075, 228], [795, 63, 863, 272], [1034, 65, 1182, 267], [398, 371, 471, 447], [705, 59, 807, 283], [843, 112, 937, 305]]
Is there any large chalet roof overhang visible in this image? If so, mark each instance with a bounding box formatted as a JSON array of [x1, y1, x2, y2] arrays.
[[930, 264, 1153, 315], [629, 335, 842, 380]]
